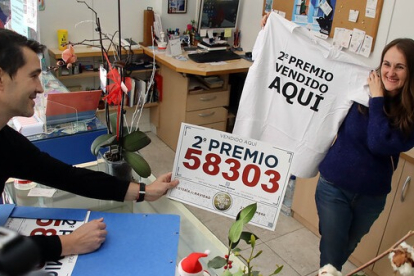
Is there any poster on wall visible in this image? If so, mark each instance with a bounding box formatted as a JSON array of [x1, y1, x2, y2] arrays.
[[291, 0, 336, 36]]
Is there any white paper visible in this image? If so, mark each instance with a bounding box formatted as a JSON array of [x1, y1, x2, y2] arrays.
[[274, 10, 286, 18], [359, 35, 373, 58], [320, 1, 333, 16], [340, 29, 353, 48], [167, 38, 182, 57], [365, 0, 378, 18], [332, 27, 344, 48], [168, 123, 293, 231], [28, 187, 57, 197], [6, 216, 87, 276], [349, 10, 359, 23], [349, 28, 366, 53], [200, 29, 207, 37]]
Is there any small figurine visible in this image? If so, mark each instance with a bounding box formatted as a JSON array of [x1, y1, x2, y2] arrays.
[[59, 44, 77, 69], [176, 250, 211, 276]]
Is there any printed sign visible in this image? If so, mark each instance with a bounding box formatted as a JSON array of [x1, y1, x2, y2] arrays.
[[168, 123, 294, 230], [6, 216, 87, 275]]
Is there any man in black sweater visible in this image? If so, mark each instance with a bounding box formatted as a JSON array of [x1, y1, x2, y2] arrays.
[[0, 28, 178, 263]]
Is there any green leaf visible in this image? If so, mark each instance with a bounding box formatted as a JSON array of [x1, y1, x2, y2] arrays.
[[252, 250, 262, 259], [242, 232, 259, 245], [270, 265, 284, 275], [123, 151, 151, 178], [228, 220, 244, 243], [236, 203, 257, 225], [207, 256, 227, 269], [109, 112, 118, 133], [251, 271, 260, 276], [122, 130, 151, 152], [90, 134, 116, 155]]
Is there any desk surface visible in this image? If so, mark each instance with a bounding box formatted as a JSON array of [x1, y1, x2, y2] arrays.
[[4, 163, 244, 274], [142, 46, 252, 76]]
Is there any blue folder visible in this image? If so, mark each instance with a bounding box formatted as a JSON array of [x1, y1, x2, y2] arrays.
[[0, 205, 180, 276]]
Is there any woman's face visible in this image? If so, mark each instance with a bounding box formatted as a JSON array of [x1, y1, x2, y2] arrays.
[[380, 46, 408, 97]]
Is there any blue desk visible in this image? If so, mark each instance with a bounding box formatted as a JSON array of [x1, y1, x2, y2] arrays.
[[28, 118, 107, 165], [24, 72, 108, 165]]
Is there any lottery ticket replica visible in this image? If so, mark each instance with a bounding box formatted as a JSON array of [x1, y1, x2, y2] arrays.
[[168, 123, 294, 231]]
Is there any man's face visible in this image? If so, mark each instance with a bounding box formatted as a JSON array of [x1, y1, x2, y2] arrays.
[[0, 47, 43, 119]]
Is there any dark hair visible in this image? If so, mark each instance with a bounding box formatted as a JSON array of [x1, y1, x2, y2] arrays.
[[381, 38, 414, 137], [359, 38, 414, 137], [0, 28, 46, 78]]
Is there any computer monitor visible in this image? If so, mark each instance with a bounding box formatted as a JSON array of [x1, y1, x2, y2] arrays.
[[197, 0, 240, 31]]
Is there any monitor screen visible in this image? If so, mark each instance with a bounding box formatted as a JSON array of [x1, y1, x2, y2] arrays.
[[198, 0, 240, 30]]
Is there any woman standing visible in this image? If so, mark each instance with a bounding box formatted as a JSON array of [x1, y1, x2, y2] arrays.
[[316, 38, 414, 271]]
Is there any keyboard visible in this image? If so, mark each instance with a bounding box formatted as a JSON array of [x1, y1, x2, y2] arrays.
[[188, 50, 241, 63]]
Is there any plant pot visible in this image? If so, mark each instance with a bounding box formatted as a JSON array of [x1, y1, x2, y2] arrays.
[[97, 151, 132, 182]]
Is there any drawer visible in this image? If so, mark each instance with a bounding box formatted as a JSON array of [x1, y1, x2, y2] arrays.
[[186, 90, 230, 111], [201, 121, 227, 132], [185, 107, 228, 125]]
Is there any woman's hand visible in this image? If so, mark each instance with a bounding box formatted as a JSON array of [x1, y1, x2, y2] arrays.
[[261, 12, 271, 28], [367, 70, 384, 98], [59, 218, 107, 256]]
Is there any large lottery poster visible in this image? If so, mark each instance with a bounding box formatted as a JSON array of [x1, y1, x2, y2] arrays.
[[168, 123, 294, 231]]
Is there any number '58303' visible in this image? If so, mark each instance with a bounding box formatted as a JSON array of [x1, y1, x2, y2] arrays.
[[182, 148, 281, 193]]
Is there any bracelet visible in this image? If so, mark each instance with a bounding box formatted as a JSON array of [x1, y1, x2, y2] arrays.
[[136, 182, 146, 202]]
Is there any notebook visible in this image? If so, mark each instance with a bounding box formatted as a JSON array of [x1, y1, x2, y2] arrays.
[[45, 90, 102, 125]]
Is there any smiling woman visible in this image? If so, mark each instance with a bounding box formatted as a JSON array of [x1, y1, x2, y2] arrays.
[[316, 37, 414, 272]]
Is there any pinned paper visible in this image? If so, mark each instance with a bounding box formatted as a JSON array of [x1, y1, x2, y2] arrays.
[[200, 29, 207, 37], [320, 0, 333, 16], [207, 30, 214, 38], [349, 10, 359, 22], [366, 0, 378, 18], [359, 35, 373, 58], [349, 28, 366, 53], [274, 10, 286, 18], [224, 28, 231, 38]]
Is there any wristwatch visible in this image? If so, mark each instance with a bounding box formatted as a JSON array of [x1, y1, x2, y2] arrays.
[[136, 182, 146, 202]]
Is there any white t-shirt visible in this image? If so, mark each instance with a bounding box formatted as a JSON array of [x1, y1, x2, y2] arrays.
[[233, 13, 371, 178]]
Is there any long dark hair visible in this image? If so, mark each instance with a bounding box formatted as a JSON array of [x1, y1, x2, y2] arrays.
[[361, 38, 414, 138]]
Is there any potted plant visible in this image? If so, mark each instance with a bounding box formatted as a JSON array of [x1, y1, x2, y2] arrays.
[[90, 112, 152, 180], [68, 1, 153, 181], [207, 203, 283, 276]]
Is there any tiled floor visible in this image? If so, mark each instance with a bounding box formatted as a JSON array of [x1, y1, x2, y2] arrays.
[[140, 132, 359, 276]]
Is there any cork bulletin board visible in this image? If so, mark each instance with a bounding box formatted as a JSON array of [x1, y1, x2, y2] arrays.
[[263, 0, 384, 50]]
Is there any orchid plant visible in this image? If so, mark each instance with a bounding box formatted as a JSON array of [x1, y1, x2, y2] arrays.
[[207, 203, 283, 276]]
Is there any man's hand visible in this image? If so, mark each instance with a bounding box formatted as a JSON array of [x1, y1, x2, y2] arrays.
[[59, 218, 107, 256], [144, 172, 179, 202]]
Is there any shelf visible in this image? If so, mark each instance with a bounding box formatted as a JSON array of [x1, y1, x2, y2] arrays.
[[98, 102, 158, 112], [55, 69, 156, 81], [48, 47, 143, 59]]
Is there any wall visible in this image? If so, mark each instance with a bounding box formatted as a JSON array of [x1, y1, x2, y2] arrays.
[[38, 0, 193, 49], [38, 0, 414, 68], [236, 0, 414, 68]]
